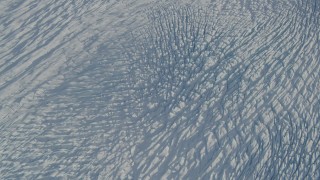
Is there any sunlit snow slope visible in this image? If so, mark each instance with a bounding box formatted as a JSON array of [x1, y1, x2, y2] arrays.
[[0, 0, 319, 179]]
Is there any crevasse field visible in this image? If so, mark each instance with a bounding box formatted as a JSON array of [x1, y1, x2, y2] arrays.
[[0, 0, 319, 179]]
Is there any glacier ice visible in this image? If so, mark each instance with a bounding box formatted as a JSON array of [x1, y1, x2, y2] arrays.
[[0, 0, 319, 179]]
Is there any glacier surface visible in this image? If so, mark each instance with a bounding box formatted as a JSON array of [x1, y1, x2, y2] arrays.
[[0, 0, 319, 179]]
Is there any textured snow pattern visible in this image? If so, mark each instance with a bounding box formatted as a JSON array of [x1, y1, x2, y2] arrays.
[[0, 0, 319, 179]]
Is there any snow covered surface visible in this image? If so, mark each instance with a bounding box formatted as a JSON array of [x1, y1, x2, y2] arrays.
[[0, 0, 319, 179]]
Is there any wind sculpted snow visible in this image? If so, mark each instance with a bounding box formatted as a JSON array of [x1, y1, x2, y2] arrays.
[[0, 0, 319, 179]]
